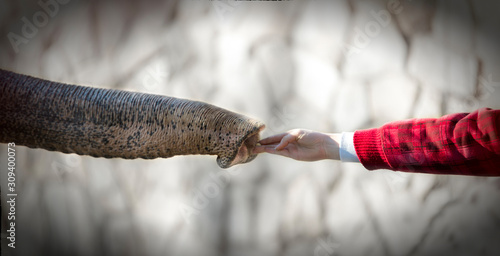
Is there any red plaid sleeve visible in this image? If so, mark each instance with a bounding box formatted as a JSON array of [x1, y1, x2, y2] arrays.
[[353, 108, 500, 176]]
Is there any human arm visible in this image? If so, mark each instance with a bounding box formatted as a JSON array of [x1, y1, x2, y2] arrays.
[[355, 107, 500, 176], [255, 108, 500, 176]]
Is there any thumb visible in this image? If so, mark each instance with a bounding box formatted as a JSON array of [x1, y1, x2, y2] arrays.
[[275, 133, 297, 151]]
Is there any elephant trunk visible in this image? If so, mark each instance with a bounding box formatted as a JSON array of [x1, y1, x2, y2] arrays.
[[0, 69, 264, 168]]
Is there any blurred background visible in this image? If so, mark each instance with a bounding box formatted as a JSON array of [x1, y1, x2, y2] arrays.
[[1, 0, 500, 255]]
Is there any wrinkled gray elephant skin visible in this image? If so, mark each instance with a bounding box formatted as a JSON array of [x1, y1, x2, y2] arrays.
[[0, 69, 265, 168]]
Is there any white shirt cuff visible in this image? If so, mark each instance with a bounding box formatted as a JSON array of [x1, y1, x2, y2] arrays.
[[339, 132, 360, 162]]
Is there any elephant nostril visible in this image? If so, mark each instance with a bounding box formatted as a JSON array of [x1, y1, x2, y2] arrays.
[[217, 124, 265, 168], [243, 133, 259, 153]]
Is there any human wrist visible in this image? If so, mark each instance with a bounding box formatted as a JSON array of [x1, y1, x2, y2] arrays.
[[324, 133, 341, 160]]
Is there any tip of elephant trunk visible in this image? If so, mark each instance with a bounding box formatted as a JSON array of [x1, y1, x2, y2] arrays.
[[216, 122, 265, 169]]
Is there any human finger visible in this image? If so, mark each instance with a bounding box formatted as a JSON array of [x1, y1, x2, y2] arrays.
[[259, 133, 287, 145], [252, 145, 268, 154], [255, 145, 291, 157]]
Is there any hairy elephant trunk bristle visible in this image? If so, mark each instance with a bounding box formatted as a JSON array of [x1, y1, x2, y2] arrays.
[[0, 69, 265, 168]]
